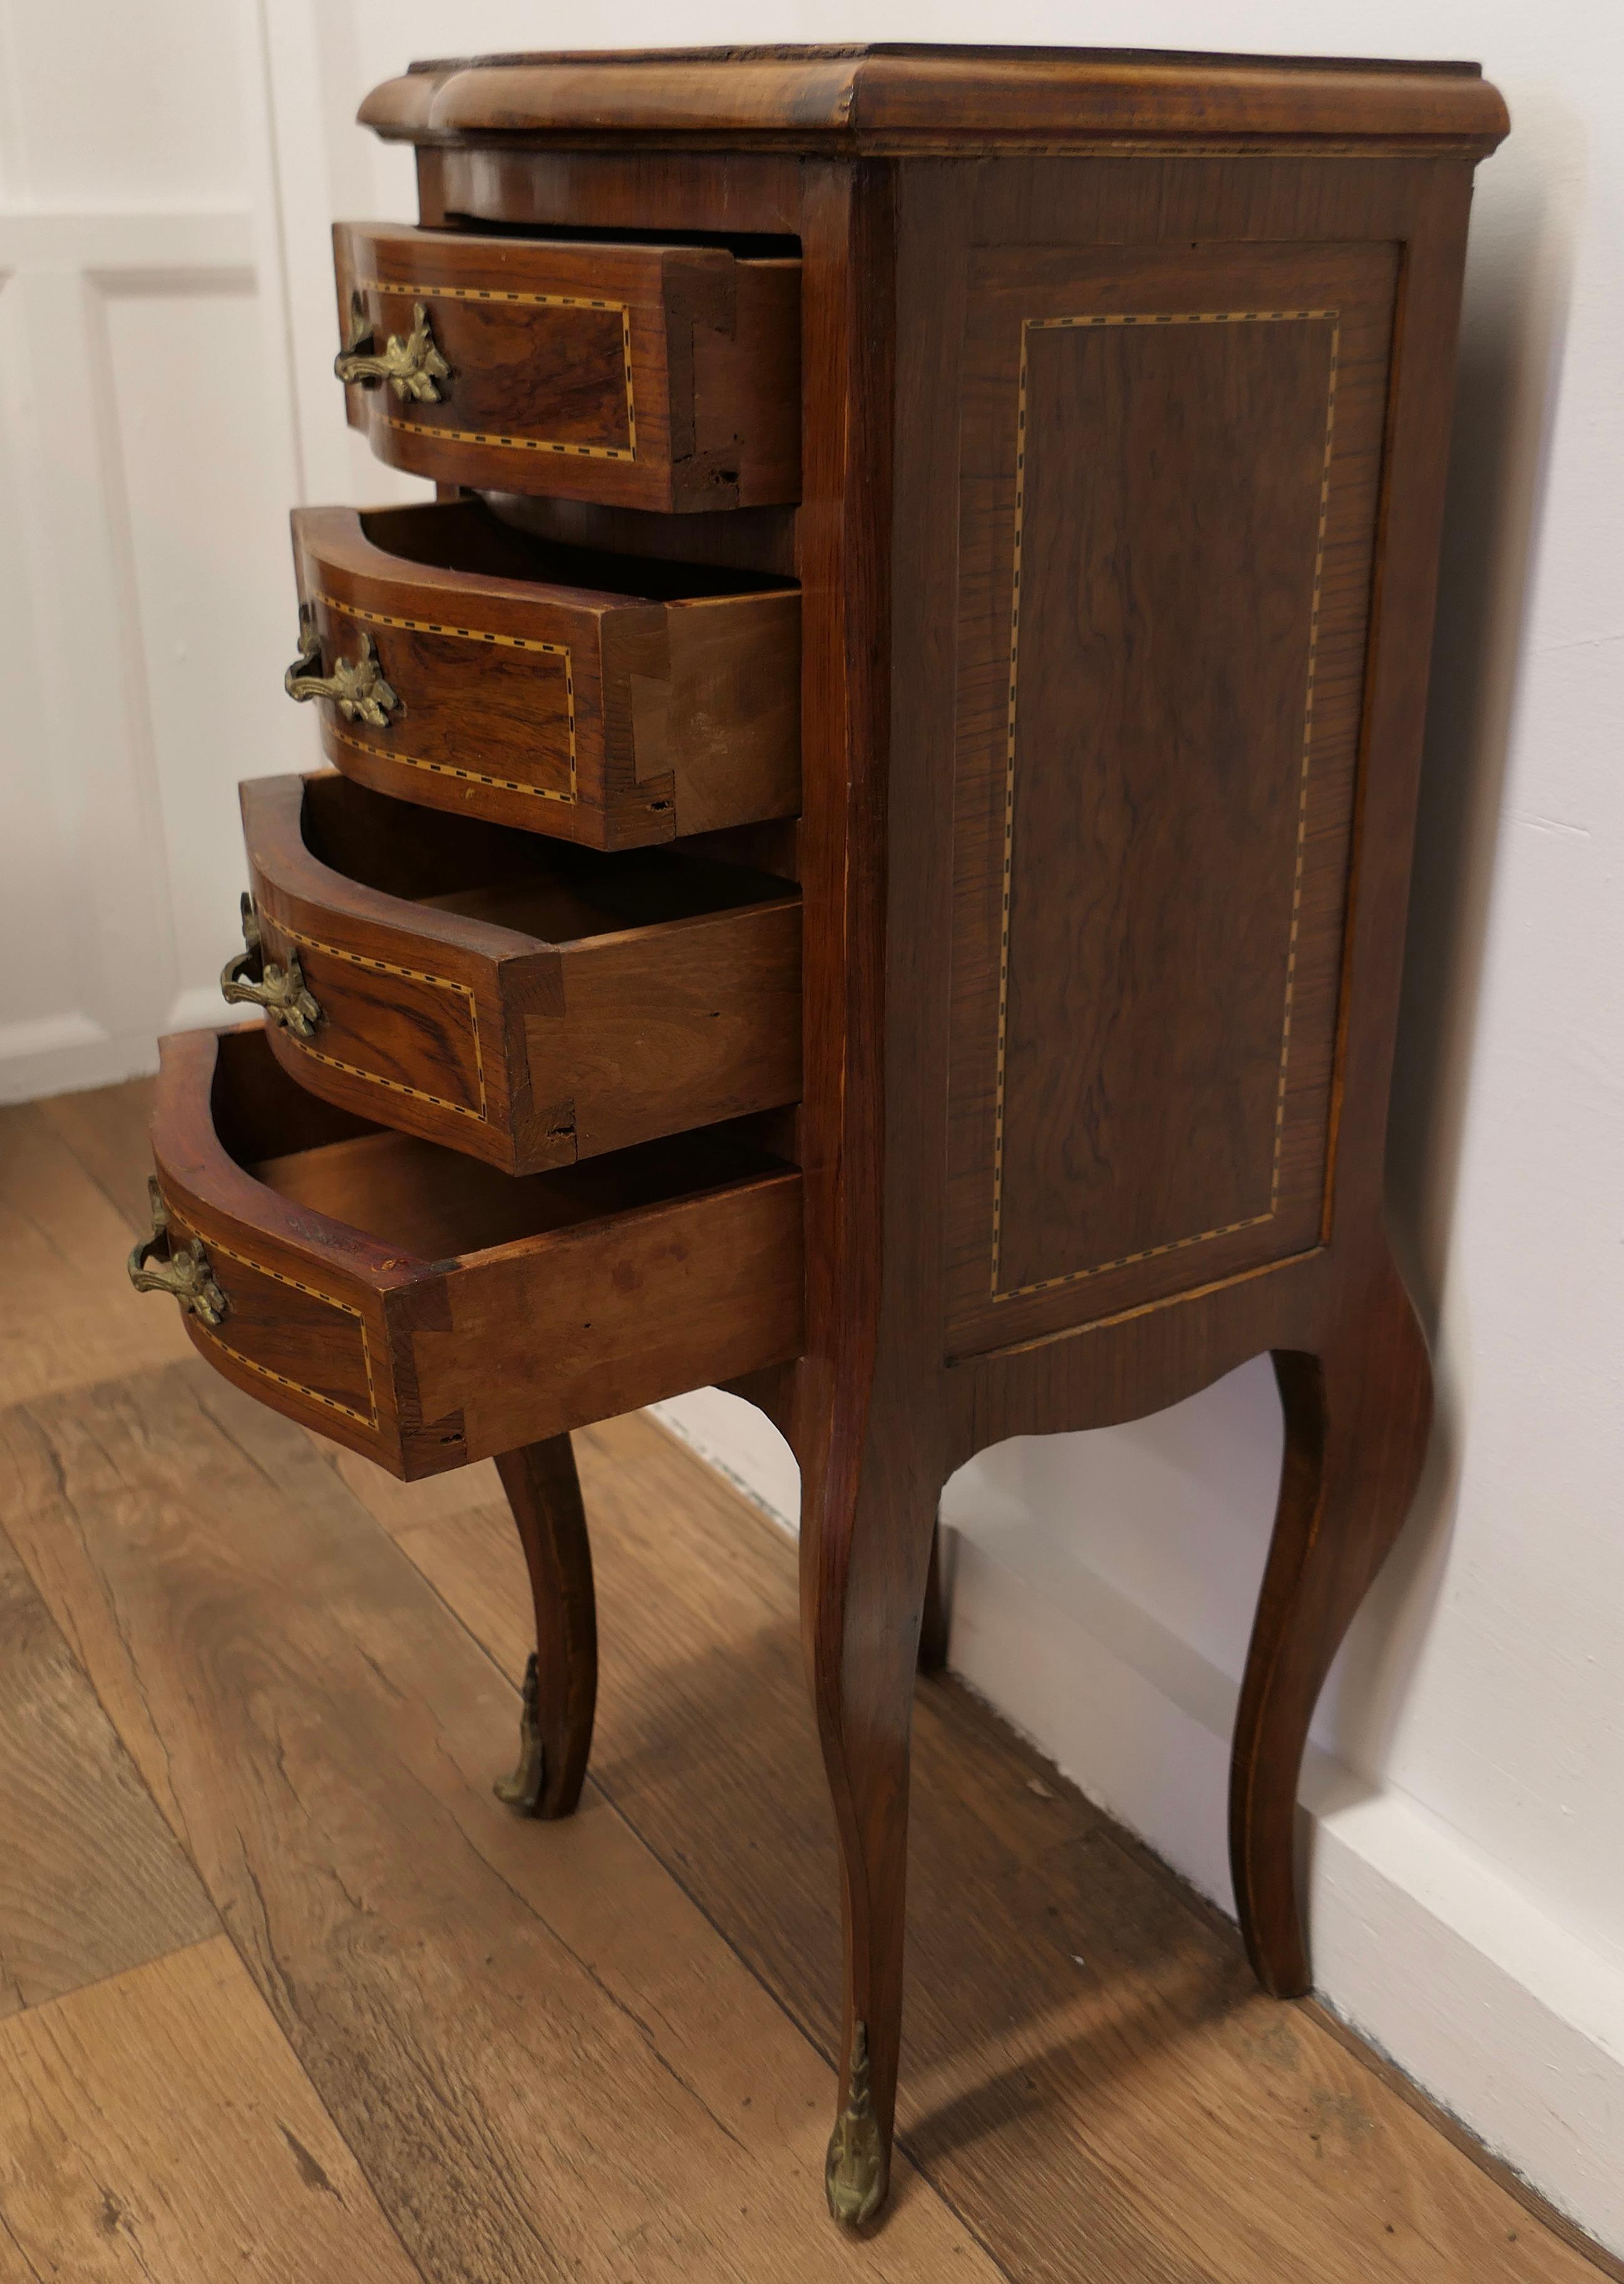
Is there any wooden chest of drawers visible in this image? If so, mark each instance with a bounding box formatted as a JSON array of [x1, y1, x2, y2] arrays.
[[126, 43, 1508, 2231]]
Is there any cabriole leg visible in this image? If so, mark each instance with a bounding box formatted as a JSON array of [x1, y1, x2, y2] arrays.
[[802, 1417, 939, 2230], [493, 1436, 597, 1821], [1230, 1251, 1432, 1994]]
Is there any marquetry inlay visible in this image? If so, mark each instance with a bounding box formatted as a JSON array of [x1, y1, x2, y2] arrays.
[[354, 274, 639, 461], [316, 592, 578, 806], [266, 918, 488, 1124], [189, 1234, 379, 1431], [989, 307, 1341, 1303]]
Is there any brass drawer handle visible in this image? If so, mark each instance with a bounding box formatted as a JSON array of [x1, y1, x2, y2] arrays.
[[128, 1178, 228, 1327], [220, 893, 322, 1040], [334, 294, 450, 403], [284, 608, 400, 729]]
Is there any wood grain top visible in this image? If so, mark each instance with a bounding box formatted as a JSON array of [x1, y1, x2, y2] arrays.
[[360, 44, 1509, 155]]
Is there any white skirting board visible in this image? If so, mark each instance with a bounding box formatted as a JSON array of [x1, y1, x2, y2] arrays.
[[0, 990, 234, 1109], [0, 1015, 133, 1106], [651, 1387, 1624, 2259]]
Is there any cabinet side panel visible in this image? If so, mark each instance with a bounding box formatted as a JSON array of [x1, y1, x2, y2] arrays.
[[948, 240, 1398, 1354]]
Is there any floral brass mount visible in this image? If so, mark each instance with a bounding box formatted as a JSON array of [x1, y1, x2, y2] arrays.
[[127, 1176, 228, 1327], [493, 1651, 546, 1815], [334, 292, 450, 403], [221, 893, 322, 1041], [284, 607, 401, 730], [825, 2020, 886, 2230]]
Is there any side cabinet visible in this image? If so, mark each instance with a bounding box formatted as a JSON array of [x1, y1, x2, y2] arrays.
[[122, 42, 1508, 2235]]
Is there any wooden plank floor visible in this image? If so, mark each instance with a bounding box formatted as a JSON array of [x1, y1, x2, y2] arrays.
[[0, 1074, 1613, 2284]]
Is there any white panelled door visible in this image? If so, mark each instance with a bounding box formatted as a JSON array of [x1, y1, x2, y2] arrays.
[[0, 0, 424, 1103], [0, 0, 723, 1104]]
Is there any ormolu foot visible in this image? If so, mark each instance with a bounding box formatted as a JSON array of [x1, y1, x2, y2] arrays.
[[825, 2020, 887, 2229], [494, 1651, 545, 1814]]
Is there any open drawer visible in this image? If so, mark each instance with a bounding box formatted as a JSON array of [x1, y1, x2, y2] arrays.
[[132, 1024, 804, 1479], [332, 222, 799, 511], [234, 771, 801, 1175], [288, 498, 800, 848]]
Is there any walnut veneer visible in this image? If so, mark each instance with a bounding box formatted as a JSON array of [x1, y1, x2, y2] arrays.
[[126, 43, 1508, 2234]]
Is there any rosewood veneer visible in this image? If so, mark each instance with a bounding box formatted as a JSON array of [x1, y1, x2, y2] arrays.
[[125, 43, 1508, 2232]]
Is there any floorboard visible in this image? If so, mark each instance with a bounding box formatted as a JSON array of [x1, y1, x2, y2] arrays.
[[0, 1526, 217, 2019], [386, 1412, 1613, 2284], [0, 1935, 424, 2283], [0, 1363, 1001, 2284], [34, 1076, 165, 1241], [0, 1099, 192, 1409]]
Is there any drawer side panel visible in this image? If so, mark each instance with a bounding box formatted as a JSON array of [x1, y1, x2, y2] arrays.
[[401, 1173, 804, 1461]]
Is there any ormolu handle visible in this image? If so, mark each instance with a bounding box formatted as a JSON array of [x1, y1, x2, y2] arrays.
[[127, 1178, 228, 1327], [220, 892, 321, 1041], [333, 295, 450, 403], [284, 609, 399, 729]]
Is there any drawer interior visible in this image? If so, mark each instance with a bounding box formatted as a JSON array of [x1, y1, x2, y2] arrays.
[[299, 772, 796, 943], [210, 1027, 791, 1267], [435, 217, 801, 259], [356, 498, 796, 604]]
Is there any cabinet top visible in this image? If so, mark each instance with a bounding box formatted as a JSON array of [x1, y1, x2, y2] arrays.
[[360, 43, 1508, 157]]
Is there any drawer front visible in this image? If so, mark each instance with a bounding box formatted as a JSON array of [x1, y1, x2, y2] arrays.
[[290, 503, 801, 850], [304, 586, 581, 816], [133, 1026, 805, 1481], [162, 1202, 381, 1437], [239, 771, 803, 1178], [255, 912, 491, 1126], [332, 224, 799, 512]]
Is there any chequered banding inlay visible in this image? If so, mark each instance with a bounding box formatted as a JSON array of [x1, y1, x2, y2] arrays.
[[187, 1232, 379, 1431], [350, 273, 638, 462], [264, 917, 488, 1125], [314, 590, 578, 806], [990, 307, 1342, 1302]]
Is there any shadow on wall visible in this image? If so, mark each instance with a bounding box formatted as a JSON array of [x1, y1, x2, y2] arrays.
[[1331, 103, 1579, 1782]]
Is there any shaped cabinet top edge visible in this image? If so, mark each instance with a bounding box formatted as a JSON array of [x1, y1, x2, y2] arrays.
[[359, 46, 1509, 158]]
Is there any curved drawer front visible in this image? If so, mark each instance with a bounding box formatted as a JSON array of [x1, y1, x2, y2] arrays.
[[291, 500, 800, 848], [332, 223, 799, 512], [183, 1229, 381, 1433], [267, 922, 488, 1120], [140, 1024, 804, 1480], [238, 771, 802, 1175]]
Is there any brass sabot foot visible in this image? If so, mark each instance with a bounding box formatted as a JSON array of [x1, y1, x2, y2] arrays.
[[825, 2020, 887, 2229], [494, 1651, 545, 1815]]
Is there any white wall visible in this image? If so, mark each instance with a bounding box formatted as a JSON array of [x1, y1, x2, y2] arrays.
[[6, 0, 1619, 2253]]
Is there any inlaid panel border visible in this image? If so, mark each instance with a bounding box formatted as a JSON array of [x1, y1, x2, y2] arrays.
[[186, 1232, 379, 1432], [265, 918, 488, 1127], [989, 306, 1341, 1302], [317, 592, 578, 808], [353, 273, 639, 463]]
